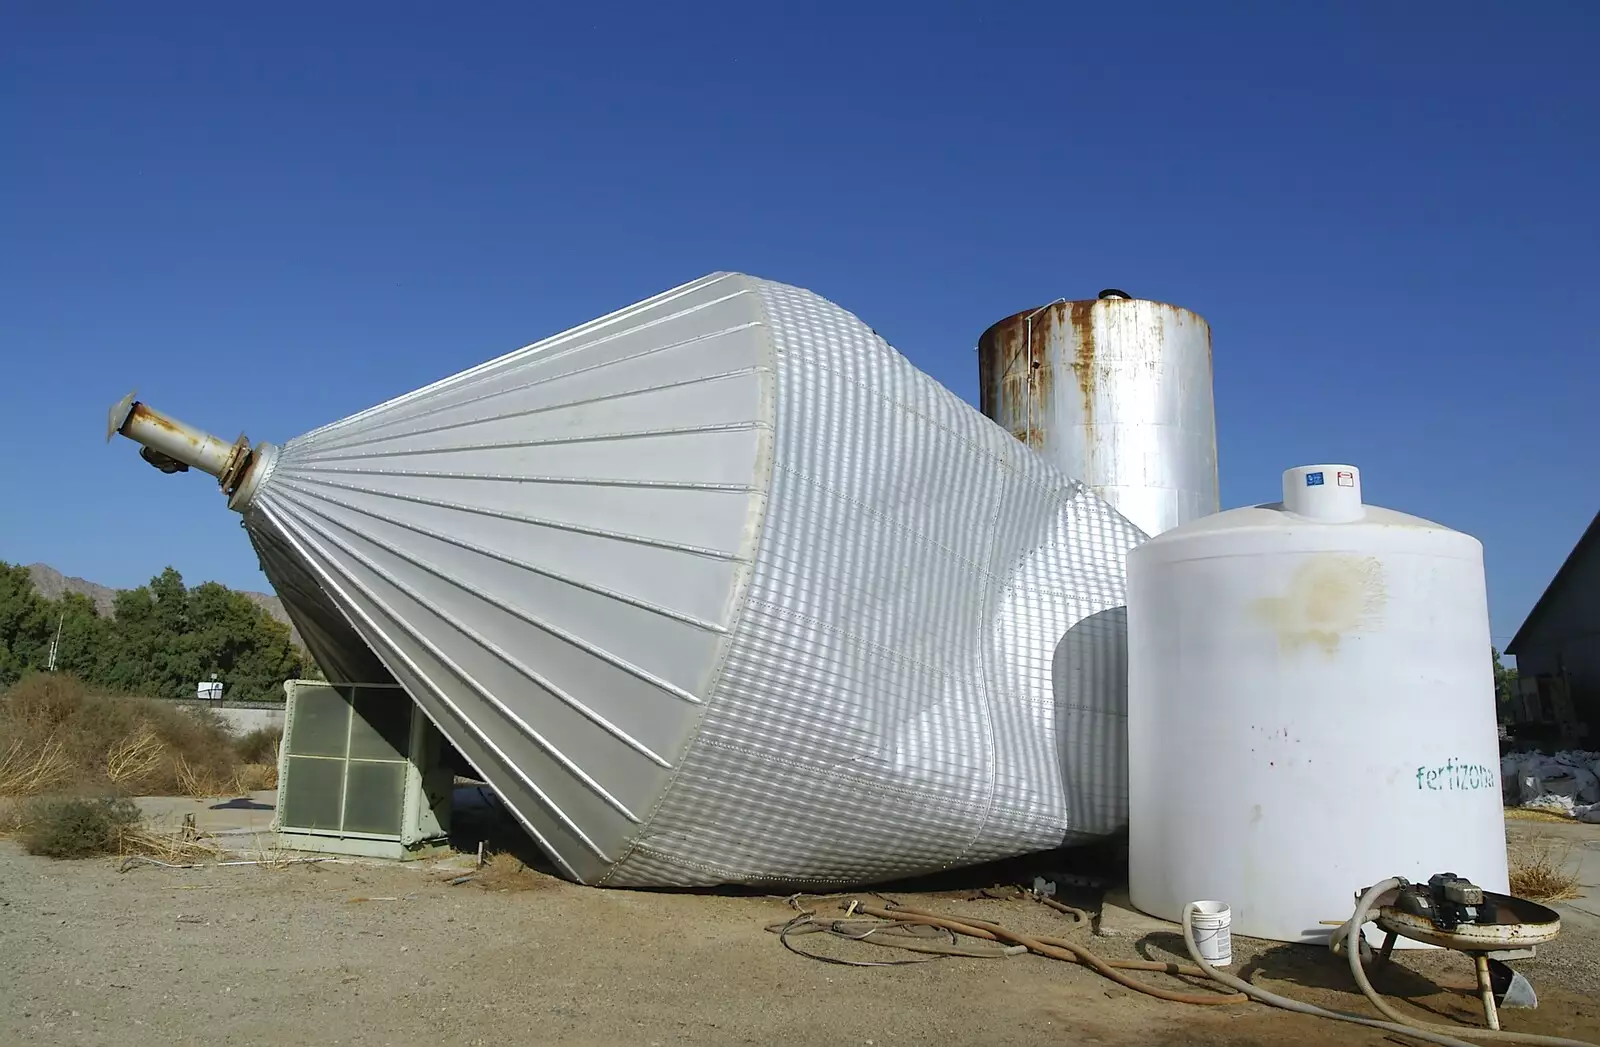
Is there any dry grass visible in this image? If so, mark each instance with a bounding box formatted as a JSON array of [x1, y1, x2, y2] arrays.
[[172, 754, 219, 798], [234, 727, 281, 765], [119, 819, 219, 865], [1508, 836, 1583, 902], [233, 762, 278, 791], [468, 851, 556, 892], [1505, 807, 1576, 824], [0, 733, 75, 795], [0, 674, 247, 799], [105, 725, 164, 786]]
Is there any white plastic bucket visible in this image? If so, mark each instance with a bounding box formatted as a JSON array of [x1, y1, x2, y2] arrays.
[[1190, 901, 1232, 966]]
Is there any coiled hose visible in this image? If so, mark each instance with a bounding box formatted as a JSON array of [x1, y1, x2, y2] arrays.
[[862, 902, 1247, 1005], [1341, 879, 1598, 1047], [1182, 896, 1598, 1047], [1180, 901, 1482, 1047]]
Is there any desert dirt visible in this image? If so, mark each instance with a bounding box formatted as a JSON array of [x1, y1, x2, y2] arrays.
[[3, 806, 1599, 1047]]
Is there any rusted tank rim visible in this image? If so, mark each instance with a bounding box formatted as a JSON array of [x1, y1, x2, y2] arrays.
[[977, 295, 1209, 344]]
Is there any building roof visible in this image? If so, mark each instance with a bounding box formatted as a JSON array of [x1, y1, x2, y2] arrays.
[[1508, 508, 1600, 655]]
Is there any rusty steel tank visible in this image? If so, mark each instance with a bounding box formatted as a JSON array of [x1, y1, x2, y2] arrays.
[[977, 291, 1218, 537]]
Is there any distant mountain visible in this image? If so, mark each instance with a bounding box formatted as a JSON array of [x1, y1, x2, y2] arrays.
[[26, 562, 304, 651]]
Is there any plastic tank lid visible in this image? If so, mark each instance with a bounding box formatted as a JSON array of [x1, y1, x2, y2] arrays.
[[1282, 464, 1363, 522], [1136, 464, 1465, 542]]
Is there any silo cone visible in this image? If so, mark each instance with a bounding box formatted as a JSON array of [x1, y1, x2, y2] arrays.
[[107, 273, 1145, 887]]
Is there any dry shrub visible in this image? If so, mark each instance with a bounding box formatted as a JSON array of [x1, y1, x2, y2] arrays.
[[1508, 837, 1582, 902], [470, 851, 556, 892], [0, 733, 74, 795], [233, 762, 278, 791], [17, 795, 143, 858], [105, 724, 163, 786], [172, 753, 239, 798], [0, 797, 29, 834], [0, 674, 242, 798], [144, 705, 239, 797], [120, 823, 218, 865], [235, 727, 281, 764]]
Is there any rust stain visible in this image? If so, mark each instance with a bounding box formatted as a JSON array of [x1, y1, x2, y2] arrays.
[[978, 307, 1059, 451], [1029, 358, 1052, 449], [129, 403, 189, 440], [1067, 300, 1098, 457], [1067, 302, 1097, 400], [1251, 555, 1387, 655], [976, 322, 1002, 418]]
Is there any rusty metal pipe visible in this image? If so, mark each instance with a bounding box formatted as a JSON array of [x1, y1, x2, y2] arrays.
[[116, 402, 237, 476], [105, 392, 275, 510]]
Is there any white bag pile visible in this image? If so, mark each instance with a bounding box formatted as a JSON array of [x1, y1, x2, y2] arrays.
[[1502, 749, 1600, 821]]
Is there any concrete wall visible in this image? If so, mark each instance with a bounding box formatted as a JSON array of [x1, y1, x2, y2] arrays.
[[173, 701, 285, 736]]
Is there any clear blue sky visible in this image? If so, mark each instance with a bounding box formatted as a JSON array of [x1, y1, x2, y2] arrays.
[[2, 3, 1595, 654]]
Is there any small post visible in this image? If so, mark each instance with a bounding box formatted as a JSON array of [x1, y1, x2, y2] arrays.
[[46, 610, 65, 672]]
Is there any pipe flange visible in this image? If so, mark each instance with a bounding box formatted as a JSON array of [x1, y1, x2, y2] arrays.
[[227, 443, 279, 513], [217, 434, 256, 495]]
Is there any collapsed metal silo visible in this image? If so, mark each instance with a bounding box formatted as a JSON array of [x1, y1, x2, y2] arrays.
[[977, 292, 1219, 537], [108, 273, 1145, 888]]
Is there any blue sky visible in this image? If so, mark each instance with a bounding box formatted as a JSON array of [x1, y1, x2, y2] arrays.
[[2, 3, 1595, 653]]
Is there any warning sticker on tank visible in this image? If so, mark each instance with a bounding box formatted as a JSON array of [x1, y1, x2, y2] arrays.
[[1337, 471, 1355, 487], [1305, 472, 1324, 486]]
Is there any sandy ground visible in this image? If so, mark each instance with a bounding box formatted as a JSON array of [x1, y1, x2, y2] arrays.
[[2, 799, 1599, 1047]]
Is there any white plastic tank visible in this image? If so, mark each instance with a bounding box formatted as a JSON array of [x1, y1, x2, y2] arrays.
[[1127, 465, 1508, 945]]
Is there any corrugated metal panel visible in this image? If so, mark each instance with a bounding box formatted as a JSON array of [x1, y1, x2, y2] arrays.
[[227, 273, 1142, 887], [978, 297, 1218, 537], [243, 275, 772, 882], [604, 280, 1139, 887], [248, 524, 393, 686]]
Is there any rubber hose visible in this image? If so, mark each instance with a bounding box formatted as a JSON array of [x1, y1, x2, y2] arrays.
[[1344, 880, 1599, 1047], [860, 903, 1247, 1005], [768, 917, 1019, 958], [854, 932, 1023, 959], [1037, 895, 1092, 923], [869, 905, 1211, 977], [1179, 902, 1482, 1047]]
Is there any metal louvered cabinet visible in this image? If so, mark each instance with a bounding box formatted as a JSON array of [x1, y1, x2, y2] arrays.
[[274, 679, 452, 859]]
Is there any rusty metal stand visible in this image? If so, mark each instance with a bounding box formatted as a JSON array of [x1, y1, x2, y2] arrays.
[[1372, 929, 1535, 1031], [1474, 954, 1501, 1031], [1378, 929, 1398, 963]]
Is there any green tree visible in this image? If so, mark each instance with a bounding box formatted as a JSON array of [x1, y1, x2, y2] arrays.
[[0, 561, 50, 685], [41, 592, 109, 681], [1, 562, 306, 701], [1492, 647, 1519, 718], [101, 583, 163, 694], [184, 581, 302, 701]]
